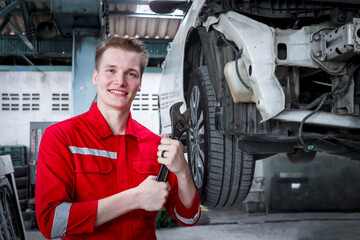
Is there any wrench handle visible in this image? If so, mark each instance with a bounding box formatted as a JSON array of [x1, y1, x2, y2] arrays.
[[156, 164, 169, 182], [156, 136, 178, 182]]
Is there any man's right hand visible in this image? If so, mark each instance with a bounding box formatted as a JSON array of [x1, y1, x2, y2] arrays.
[[135, 175, 170, 211]]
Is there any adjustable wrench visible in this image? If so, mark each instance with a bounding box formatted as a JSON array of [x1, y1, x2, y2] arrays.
[[156, 102, 190, 182]]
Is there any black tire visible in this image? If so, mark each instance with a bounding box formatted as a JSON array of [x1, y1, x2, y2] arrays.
[[13, 166, 27, 178], [186, 66, 255, 208], [15, 177, 27, 190], [16, 189, 27, 200], [0, 177, 22, 240], [19, 199, 27, 212]]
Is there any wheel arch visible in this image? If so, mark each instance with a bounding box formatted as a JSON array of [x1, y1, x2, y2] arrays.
[[184, 27, 227, 99], [183, 26, 274, 156], [183, 27, 204, 103]]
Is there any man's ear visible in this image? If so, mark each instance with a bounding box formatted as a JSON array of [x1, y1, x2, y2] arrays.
[[138, 79, 142, 92], [92, 70, 98, 86]]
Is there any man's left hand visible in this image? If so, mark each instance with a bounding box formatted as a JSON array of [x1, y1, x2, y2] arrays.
[[157, 133, 190, 179]]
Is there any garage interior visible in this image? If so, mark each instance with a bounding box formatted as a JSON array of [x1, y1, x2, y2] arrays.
[[1, 1, 360, 239]]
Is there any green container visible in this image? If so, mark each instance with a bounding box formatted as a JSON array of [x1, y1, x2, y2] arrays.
[[11, 158, 26, 166], [0, 145, 27, 166]]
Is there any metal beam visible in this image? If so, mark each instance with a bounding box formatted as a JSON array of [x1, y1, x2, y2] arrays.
[[72, 34, 100, 116], [0, 0, 148, 4], [144, 67, 162, 73], [20, 1, 32, 39], [24, 1, 40, 39], [106, 0, 149, 5], [0, 37, 72, 57], [0, 36, 169, 58], [8, 21, 39, 54], [0, 16, 9, 32], [109, 11, 184, 19], [3, 35, 39, 70], [0, 65, 71, 71], [0, 1, 19, 19], [17, 53, 40, 71], [141, 38, 171, 58], [1, 0, 148, 3], [12, 8, 51, 14], [0, 0, 51, 2]]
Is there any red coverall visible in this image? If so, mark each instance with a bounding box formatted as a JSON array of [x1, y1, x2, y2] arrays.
[[35, 103, 201, 240]]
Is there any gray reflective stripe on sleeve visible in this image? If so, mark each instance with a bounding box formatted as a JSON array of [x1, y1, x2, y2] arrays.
[[69, 146, 117, 159], [174, 205, 201, 225], [51, 202, 72, 238]]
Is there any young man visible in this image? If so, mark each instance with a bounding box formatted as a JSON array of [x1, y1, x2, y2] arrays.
[[35, 36, 200, 239]]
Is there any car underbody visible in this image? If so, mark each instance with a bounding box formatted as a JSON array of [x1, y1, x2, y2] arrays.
[[191, 0, 360, 160]]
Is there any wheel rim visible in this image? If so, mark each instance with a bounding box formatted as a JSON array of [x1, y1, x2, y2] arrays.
[[189, 85, 205, 188]]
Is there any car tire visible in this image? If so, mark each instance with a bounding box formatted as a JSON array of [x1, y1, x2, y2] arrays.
[[13, 166, 27, 178], [186, 66, 255, 208], [0, 177, 22, 240]]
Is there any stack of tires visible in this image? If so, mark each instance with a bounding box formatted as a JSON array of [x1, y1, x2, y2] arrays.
[[14, 166, 28, 212]]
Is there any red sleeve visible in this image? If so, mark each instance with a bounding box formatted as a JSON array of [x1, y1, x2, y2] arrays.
[[35, 127, 98, 239], [164, 173, 201, 227]]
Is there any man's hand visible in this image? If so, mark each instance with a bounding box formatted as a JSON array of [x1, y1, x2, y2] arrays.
[[135, 176, 170, 211], [157, 133, 196, 208], [157, 133, 190, 179]]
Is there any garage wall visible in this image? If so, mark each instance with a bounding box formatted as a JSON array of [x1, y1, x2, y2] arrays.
[[0, 70, 162, 149], [0, 71, 72, 147], [263, 153, 360, 211]]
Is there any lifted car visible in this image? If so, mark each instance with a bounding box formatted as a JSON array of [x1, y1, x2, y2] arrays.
[[150, 0, 360, 208]]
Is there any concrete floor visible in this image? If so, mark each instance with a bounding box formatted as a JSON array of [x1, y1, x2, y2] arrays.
[[26, 207, 360, 240]]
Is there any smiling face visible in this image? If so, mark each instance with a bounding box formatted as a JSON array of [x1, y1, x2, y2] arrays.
[[93, 47, 142, 114]]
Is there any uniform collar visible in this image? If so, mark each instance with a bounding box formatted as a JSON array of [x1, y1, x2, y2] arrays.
[[89, 102, 144, 140]]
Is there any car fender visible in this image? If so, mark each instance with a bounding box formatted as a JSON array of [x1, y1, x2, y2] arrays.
[[159, 0, 206, 133]]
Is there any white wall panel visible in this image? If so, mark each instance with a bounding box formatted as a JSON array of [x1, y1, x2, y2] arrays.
[[0, 71, 162, 149], [0, 71, 72, 146]]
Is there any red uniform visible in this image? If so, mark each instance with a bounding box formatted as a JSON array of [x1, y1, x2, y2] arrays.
[[35, 103, 200, 239]]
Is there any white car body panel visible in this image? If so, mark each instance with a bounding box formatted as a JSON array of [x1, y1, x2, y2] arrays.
[[159, 0, 206, 134], [206, 12, 285, 122], [160, 3, 286, 128]]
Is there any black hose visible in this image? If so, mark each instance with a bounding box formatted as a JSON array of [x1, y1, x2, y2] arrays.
[[298, 64, 359, 151], [298, 93, 328, 151], [220, 35, 253, 92]]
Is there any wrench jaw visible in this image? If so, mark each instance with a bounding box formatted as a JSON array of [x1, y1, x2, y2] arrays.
[[157, 102, 190, 182], [170, 103, 191, 140]]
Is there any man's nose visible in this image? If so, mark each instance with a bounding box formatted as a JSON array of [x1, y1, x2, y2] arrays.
[[114, 73, 126, 85]]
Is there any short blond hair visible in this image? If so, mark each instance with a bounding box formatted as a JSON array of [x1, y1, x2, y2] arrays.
[[95, 36, 149, 75]]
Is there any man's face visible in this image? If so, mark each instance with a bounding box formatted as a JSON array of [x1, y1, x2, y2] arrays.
[[93, 47, 142, 112]]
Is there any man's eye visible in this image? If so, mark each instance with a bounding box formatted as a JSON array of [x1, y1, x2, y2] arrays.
[[127, 73, 137, 77], [106, 69, 115, 73]]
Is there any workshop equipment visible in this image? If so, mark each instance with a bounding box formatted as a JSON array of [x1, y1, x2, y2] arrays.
[[0, 155, 27, 240]]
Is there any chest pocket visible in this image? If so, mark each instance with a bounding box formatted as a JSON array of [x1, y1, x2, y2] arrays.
[[74, 155, 112, 174], [74, 154, 113, 201], [132, 158, 160, 174], [131, 150, 160, 186]]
